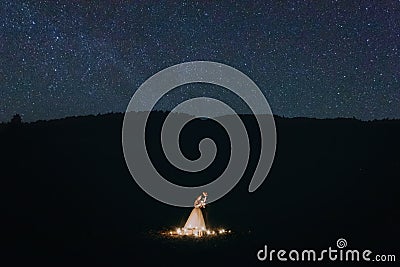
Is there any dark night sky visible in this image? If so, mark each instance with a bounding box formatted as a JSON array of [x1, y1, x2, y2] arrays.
[[1, 0, 399, 122]]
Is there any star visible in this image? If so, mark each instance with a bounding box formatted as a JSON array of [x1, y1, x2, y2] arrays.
[[0, 0, 399, 122]]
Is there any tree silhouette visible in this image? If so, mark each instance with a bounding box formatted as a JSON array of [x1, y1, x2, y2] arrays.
[[10, 114, 22, 125]]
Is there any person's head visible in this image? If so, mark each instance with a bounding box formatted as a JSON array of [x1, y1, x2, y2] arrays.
[[203, 192, 208, 196]]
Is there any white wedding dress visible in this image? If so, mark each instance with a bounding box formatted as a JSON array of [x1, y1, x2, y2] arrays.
[[184, 207, 205, 229]]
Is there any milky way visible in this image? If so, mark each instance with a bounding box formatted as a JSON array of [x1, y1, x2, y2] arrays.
[[1, 0, 399, 122]]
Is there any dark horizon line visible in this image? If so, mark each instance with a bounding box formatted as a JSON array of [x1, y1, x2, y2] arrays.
[[2, 111, 400, 125]]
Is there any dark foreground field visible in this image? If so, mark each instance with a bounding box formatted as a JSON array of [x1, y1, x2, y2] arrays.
[[0, 113, 399, 266]]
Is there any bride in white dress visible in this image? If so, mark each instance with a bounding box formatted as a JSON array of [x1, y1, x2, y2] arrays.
[[183, 192, 207, 231]]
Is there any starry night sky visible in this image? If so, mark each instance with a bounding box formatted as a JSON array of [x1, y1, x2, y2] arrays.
[[1, 0, 399, 122]]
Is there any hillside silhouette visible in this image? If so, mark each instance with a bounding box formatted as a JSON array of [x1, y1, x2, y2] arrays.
[[0, 112, 399, 266]]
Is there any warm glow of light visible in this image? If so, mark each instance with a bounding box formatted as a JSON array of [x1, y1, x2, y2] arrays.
[[165, 227, 230, 238]]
